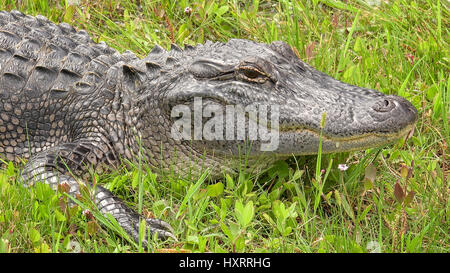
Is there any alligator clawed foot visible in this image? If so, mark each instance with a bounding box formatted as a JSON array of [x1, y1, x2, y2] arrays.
[[145, 218, 177, 242], [94, 185, 176, 245], [115, 213, 177, 247]]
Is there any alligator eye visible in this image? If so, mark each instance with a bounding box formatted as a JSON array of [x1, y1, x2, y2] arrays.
[[242, 68, 261, 79], [238, 66, 268, 83]]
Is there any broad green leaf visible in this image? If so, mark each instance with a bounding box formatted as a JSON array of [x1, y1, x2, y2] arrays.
[[29, 229, 41, 244], [206, 182, 224, 197], [404, 191, 415, 205], [235, 200, 254, 228], [55, 210, 66, 222]]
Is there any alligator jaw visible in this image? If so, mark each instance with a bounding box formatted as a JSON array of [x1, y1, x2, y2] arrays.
[[278, 123, 416, 156]]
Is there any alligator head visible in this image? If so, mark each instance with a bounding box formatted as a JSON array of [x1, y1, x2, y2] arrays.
[[132, 39, 417, 173]]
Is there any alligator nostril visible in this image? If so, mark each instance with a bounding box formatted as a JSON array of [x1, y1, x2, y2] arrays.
[[372, 98, 396, 113]]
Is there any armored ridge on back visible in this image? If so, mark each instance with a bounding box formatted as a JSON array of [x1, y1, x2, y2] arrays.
[[0, 10, 417, 244]]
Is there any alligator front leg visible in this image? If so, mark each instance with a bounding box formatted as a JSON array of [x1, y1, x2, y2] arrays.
[[21, 140, 175, 245]]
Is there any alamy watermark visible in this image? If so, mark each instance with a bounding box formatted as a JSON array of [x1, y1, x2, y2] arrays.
[[170, 97, 280, 151]]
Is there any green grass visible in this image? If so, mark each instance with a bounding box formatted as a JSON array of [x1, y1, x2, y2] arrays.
[[0, 0, 448, 253]]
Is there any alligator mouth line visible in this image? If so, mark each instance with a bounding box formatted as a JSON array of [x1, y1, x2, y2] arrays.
[[283, 124, 415, 143], [275, 124, 416, 154]]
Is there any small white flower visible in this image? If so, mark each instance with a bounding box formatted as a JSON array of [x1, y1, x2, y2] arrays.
[[184, 7, 193, 15], [67, 0, 80, 6], [68, 240, 81, 253], [338, 164, 349, 171], [366, 241, 382, 253]]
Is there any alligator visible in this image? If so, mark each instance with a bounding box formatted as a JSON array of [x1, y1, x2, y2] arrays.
[[0, 10, 417, 245]]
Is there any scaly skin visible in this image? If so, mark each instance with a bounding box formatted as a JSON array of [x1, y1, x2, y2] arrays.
[[0, 10, 417, 244]]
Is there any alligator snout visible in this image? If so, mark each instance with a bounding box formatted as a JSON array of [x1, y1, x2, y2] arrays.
[[370, 95, 418, 126]]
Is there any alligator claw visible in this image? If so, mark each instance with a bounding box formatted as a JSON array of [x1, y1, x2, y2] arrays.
[[114, 213, 177, 246], [94, 185, 176, 245], [145, 218, 177, 242], [147, 218, 176, 236]]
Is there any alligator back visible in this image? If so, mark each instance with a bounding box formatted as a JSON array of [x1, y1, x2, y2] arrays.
[[0, 10, 121, 97], [0, 10, 124, 161]]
